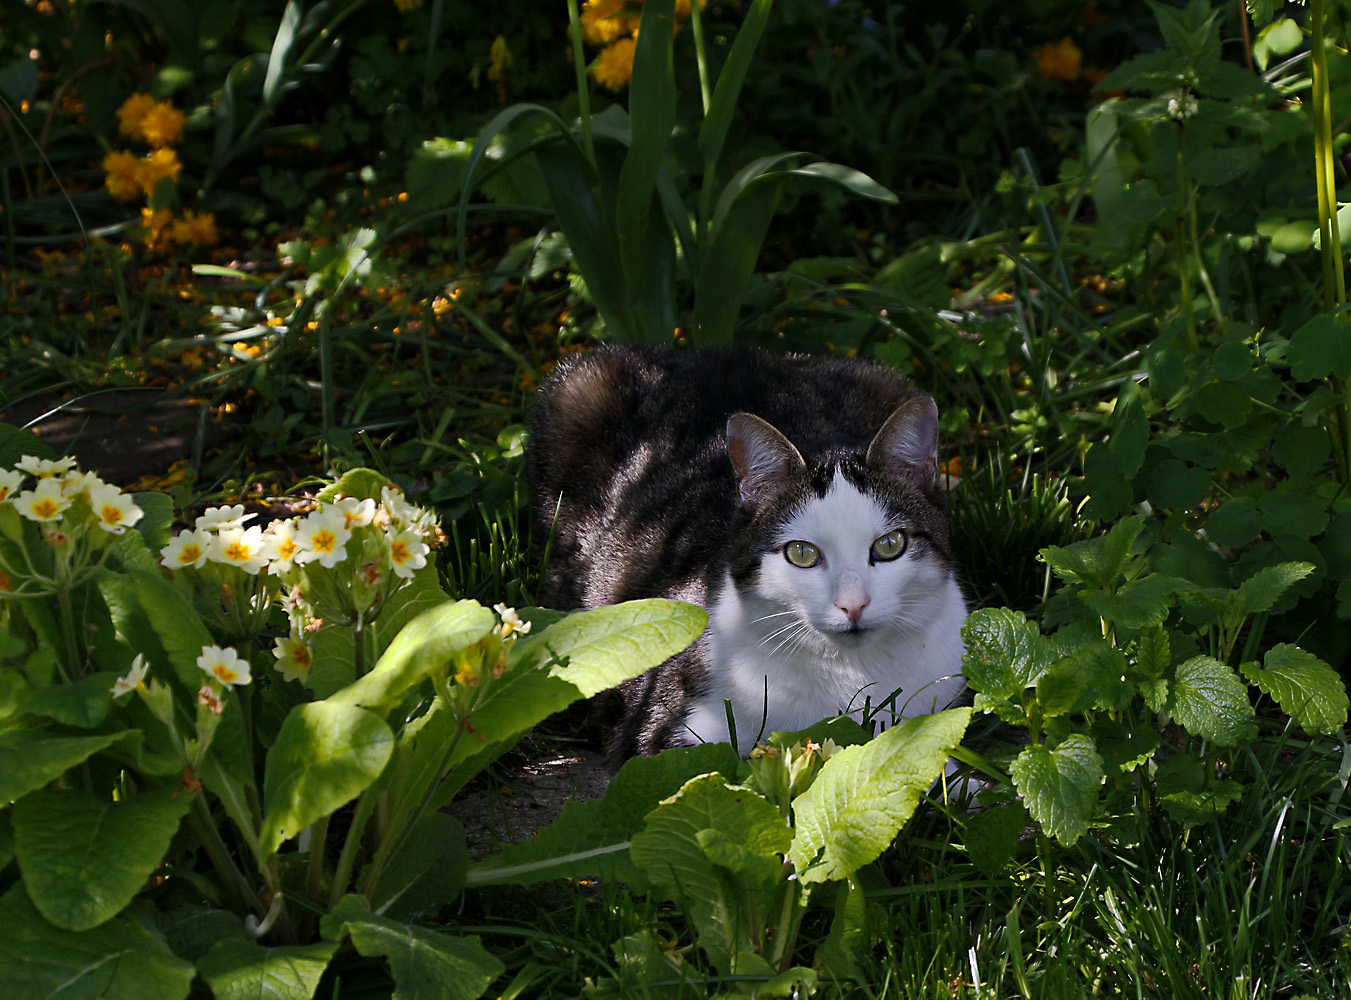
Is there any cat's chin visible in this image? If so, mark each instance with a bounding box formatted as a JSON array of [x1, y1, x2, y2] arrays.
[[820, 626, 878, 650]]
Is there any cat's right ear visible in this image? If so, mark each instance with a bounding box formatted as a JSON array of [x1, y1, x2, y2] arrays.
[[727, 413, 806, 512]]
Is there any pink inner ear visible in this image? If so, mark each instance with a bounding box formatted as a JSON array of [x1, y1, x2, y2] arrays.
[[727, 413, 805, 511], [868, 397, 939, 486]]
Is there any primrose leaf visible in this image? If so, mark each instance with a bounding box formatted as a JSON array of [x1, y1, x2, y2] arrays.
[[13, 786, 193, 931], [790, 708, 971, 883], [0, 730, 138, 803], [197, 939, 339, 1000], [322, 895, 503, 1000], [1166, 656, 1258, 746], [1009, 734, 1104, 846], [260, 702, 395, 857], [961, 609, 1051, 699], [0, 883, 194, 999], [1243, 644, 1349, 735], [1041, 515, 1143, 590]]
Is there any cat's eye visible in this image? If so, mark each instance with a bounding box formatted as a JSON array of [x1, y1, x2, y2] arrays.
[[783, 540, 821, 568], [870, 530, 907, 562]]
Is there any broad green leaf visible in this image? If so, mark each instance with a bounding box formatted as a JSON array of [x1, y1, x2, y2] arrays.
[[259, 702, 394, 856], [1288, 312, 1351, 381], [1009, 735, 1104, 846], [960, 608, 1050, 699], [197, 939, 338, 1000], [1133, 625, 1171, 681], [509, 598, 708, 698], [468, 742, 736, 890], [11, 671, 115, 729], [1243, 644, 1349, 735], [0, 884, 194, 1000], [698, 0, 773, 169], [1253, 17, 1302, 71], [631, 773, 791, 973], [125, 491, 174, 561], [0, 422, 57, 467], [1257, 493, 1330, 542], [1167, 656, 1258, 746], [1274, 421, 1332, 476], [1040, 515, 1143, 590], [369, 812, 469, 922], [962, 803, 1028, 877], [1236, 562, 1315, 615], [1206, 497, 1261, 547], [815, 878, 868, 980], [322, 895, 503, 1000], [315, 466, 393, 502], [1078, 575, 1178, 630], [326, 599, 495, 713], [789, 708, 972, 883], [1161, 781, 1244, 829], [1038, 643, 1131, 716], [14, 786, 193, 931], [98, 569, 213, 691], [1143, 458, 1211, 508], [0, 730, 137, 804]]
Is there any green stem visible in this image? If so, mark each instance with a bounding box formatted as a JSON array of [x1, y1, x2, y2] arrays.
[[565, 0, 596, 165], [55, 585, 81, 681], [1174, 129, 1200, 354], [688, 0, 712, 115]]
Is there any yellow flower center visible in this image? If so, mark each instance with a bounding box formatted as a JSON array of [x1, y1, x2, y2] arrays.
[[31, 499, 58, 519], [212, 664, 238, 683], [178, 544, 203, 564], [390, 540, 410, 564], [224, 542, 252, 563], [101, 505, 124, 525], [311, 529, 337, 553]]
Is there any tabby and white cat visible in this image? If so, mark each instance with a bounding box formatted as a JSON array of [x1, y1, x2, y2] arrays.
[[527, 345, 967, 757]]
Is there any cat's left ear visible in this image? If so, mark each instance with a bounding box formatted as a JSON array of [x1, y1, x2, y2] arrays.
[[867, 397, 939, 487], [727, 413, 806, 511]]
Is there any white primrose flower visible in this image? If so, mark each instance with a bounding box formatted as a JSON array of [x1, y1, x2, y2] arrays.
[[88, 483, 144, 534], [0, 468, 24, 503], [271, 635, 313, 683], [493, 603, 532, 639], [212, 524, 269, 575], [195, 504, 255, 531], [263, 518, 302, 575], [196, 644, 252, 686], [15, 455, 77, 478], [387, 528, 429, 579], [161, 528, 212, 570], [60, 468, 105, 498], [293, 509, 352, 569], [15, 477, 70, 522], [331, 495, 376, 532], [112, 654, 150, 697], [380, 485, 420, 528]]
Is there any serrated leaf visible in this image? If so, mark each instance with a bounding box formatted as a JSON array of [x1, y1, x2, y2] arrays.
[[13, 786, 193, 931], [1079, 575, 1178, 630], [789, 708, 972, 882], [630, 772, 790, 973], [1244, 644, 1349, 735], [1009, 735, 1104, 846], [1038, 642, 1131, 716], [259, 703, 395, 856], [468, 742, 736, 890], [1133, 625, 1171, 682], [1237, 562, 1315, 615], [1161, 781, 1244, 829], [197, 939, 338, 1000], [1167, 656, 1257, 746], [1041, 516, 1143, 590], [0, 883, 194, 1000], [326, 599, 495, 713], [322, 896, 503, 1000], [960, 608, 1050, 699]]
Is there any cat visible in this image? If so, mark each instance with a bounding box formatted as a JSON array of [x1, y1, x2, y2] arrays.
[[526, 344, 968, 757]]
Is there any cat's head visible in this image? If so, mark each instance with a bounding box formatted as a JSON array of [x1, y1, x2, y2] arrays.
[[724, 398, 956, 650]]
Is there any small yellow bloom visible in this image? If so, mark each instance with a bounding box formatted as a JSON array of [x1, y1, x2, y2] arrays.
[[137, 147, 182, 197], [102, 150, 142, 201], [140, 207, 175, 251], [116, 93, 158, 140], [138, 101, 185, 147], [161, 529, 211, 569], [89, 483, 144, 534], [581, 0, 629, 44], [169, 210, 219, 247], [487, 35, 513, 102], [1035, 37, 1083, 83], [591, 36, 637, 91]]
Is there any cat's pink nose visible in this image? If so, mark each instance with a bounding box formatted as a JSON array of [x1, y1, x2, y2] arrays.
[[838, 597, 869, 624]]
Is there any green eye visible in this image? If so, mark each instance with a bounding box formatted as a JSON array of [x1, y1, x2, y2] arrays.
[[870, 530, 907, 562], [784, 540, 821, 568]]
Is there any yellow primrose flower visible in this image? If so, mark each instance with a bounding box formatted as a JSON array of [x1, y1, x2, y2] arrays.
[[213, 524, 269, 575], [16, 477, 70, 522], [264, 519, 301, 574], [103, 150, 143, 201], [590, 36, 637, 91], [196, 644, 252, 686], [116, 92, 158, 140], [140, 207, 174, 251], [161, 528, 211, 569], [580, 0, 629, 43], [112, 654, 150, 697], [88, 483, 144, 534], [294, 509, 351, 568], [271, 635, 313, 683], [138, 100, 185, 148], [1035, 37, 1083, 83], [388, 528, 429, 579]]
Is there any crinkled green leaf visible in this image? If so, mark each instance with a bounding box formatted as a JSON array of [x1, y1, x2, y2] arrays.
[[14, 786, 193, 931], [197, 938, 339, 1000], [326, 599, 495, 713], [260, 702, 395, 856], [961, 608, 1050, 699], [1009, 734, 1104, 846], [1079, 575, 1178, 630], [315, 466, 394, 502], [1237, 562, 1315, 615], [1040, 515, 1143, 590], [0, 883, 194, 1000], [1038, 642, 1131, 716], [98, 569, 213, 691], [1243, 644, 1349, 735], [789, 708, 972, 882], [322, 895, 503, 1000], [1167, 656, 1258, 746], [963, 804, 1028, 877], [1161, 781, 1244, 829]]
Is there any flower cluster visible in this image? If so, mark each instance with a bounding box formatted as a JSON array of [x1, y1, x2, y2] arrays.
[[160, 486, 440, 685], [103, 92, 218, 251], [0, 456, 145, 596], [579, 0, 706, 91], [746, 737, 842, 812]]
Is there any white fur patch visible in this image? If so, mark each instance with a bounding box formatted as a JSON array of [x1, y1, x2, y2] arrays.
[[681, 472, 966, 752]]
